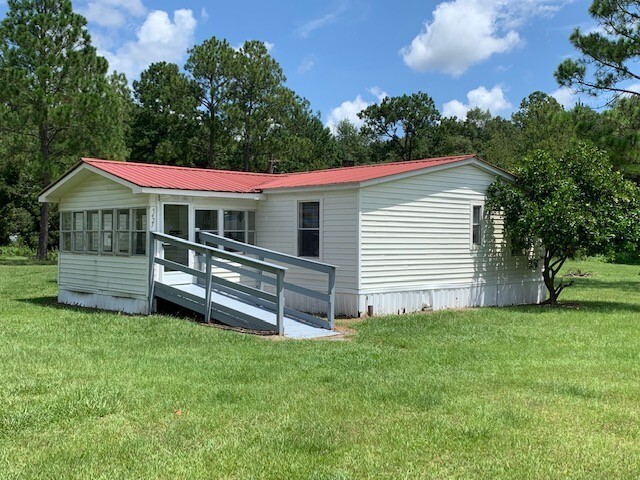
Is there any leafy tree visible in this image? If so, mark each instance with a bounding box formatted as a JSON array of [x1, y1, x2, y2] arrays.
[[488, 143, 640, 304], [185, 37, 236, 168], [555, 0, 640, 98], [131, 62, 200, 166], [230, 40, 293, 172], [333, 119, 371, 166], [511, 92, 574, 158], [0, 0, 127, 258], [358, 92, 440, 161]]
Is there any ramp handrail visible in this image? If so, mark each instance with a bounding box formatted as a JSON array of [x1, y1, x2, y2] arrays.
[[148, 231, 288, 335], [198, 231, 337, 329]]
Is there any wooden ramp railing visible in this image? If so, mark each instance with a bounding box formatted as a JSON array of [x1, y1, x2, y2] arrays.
[[149, 232, 288, 334], [198, 231, 338, 330], [148, 231, 338, 335]]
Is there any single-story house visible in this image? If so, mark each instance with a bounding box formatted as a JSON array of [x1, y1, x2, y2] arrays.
[[39, 154, 544, 322]]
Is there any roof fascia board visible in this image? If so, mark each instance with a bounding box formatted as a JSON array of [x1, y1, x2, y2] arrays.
[[139, 187, 264, 200]]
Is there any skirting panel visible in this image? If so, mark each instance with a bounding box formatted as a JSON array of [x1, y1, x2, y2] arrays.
[[59, 289, 149, 315], [359, 281, 546, 316]]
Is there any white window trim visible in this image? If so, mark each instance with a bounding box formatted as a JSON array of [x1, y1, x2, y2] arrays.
[[470, 203, 484, 249], [296, 198, 322, 259]]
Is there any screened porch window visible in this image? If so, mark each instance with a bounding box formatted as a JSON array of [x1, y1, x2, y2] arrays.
[[223, 210, 256, 245], [298, 201, 320, 257], [60, 212, 72, 252]]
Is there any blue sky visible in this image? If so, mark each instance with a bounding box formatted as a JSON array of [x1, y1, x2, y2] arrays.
[[1, 0, 604, 130]]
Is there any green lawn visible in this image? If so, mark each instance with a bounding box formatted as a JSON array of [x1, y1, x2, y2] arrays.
[[1, 259, 639, 479]]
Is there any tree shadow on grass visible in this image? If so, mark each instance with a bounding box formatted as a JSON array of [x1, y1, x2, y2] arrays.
[[567, 278, 640, 292], [512, 299, 640, 315]]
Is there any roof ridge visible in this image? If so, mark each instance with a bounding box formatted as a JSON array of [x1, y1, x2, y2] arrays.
[[82, 158, 282, 178], [270, 154, 476, 178]]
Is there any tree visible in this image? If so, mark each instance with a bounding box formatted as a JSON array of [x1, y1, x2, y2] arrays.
[[333, 119, 370, 166], [358, 92, 440, 161], [555, 0, 640, 98], [230, 40, 293, 172], [185, 37, 236, 168], [511, 92, 574, 158], [0, 0, 127, 258], [131, 62, 200, 166], [487, 143, 640, 304]]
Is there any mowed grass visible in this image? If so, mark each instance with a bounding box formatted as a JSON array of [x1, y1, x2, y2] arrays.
[[1, 260, 640, 479]]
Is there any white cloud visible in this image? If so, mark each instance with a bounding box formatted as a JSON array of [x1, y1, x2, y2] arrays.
[[81, 0, 146, 28], [100, 9, 197, 81], [368, 86, 388, 102], [296, 3, 347, 38], [401, 0, 567, 76], [550, 86, 577, 108], [327, 95, 371, 134], [297, 57, 316, 74], [442, 85, 512, 119]]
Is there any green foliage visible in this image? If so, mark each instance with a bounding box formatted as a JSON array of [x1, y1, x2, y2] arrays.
[[555, 0, 640, 98], [0, 0, 128, 256], [358, 91, 440, 161], [488, 143, 640, 303], [131, 62, 201, 166], [333, 119, 371, 165]]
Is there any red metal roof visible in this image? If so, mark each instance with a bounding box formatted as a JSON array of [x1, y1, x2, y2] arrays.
[[257, 155, 476, 190], [81, 155, 478, 193], [82, 158, 274, 193]]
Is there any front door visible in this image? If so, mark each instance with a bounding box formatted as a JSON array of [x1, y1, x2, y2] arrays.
[[162, 204, 190, 284]]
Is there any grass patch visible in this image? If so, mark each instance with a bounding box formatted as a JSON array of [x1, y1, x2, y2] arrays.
[[1, 259, 640, 478]]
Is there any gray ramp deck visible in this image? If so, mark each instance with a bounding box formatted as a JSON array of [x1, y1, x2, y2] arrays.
[[166, 283, 339, 339]]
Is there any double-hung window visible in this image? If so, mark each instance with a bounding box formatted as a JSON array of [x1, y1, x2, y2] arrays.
[[86, 211, 100, 253], [223, 210, 256, 245], [72, 212, 84, 252], [298, 201, 320, 257], [60, 212, 72, 252], [132, 208, 147, 255], [116, 209, 130, 254], [102, 210, 114, 253], [471, 205, 483, 246]]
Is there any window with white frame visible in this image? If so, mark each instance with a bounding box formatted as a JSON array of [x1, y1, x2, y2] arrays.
[[60, 208, 147, 256], [86, 210, 100, 253], [60, 212, 72, 252], [472, 205, 483, 246], [102, 210, 114, 253], [298, 201, 320, 257], [72, 212, 84, 252], [223, 210, 256, 245]]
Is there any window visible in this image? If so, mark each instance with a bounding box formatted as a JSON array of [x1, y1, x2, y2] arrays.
[[195, 210, 218, 235], [116, 209, 130, 254], [472, 205, 483, 246], [223, 210, 256, 245], [60, 212, 72, 252], [87, 211, 100, 252], [298, 201, 320, 257], [102, 210, 114, 253], [72, 212, 84, 252], [132, 208, 147, 255]]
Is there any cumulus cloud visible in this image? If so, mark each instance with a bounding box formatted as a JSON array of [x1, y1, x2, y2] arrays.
[[100, 9, 197, 81], [401, 0, 567, 76], [442, 85, 512, 119], [550, 86, 577, 108], [81, 0, 146, 28], [326, 95, 371, 134], [368, 86, 388, 102]]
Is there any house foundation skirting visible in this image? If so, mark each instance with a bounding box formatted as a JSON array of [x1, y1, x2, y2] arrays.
[[59, 289, 149, 315]]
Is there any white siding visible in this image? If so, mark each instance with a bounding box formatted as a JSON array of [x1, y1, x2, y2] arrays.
[[359, 164, 541, 311], [58, 171, 152, 309], [257, 189, 360, 315]]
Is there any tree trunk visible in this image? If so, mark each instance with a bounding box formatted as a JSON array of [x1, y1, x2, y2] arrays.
[[243, 141, 250, 172], [541, 248, 571, 305], [37, 124, 51, 260], [207, 116, 216, 169]]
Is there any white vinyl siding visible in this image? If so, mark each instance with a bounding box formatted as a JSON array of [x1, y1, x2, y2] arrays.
[[58, 171, 153, 301], [257, 189, 359, 292], [360, 164, 539, 291]]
